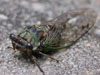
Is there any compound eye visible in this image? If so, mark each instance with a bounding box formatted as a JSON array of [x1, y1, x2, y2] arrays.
[[27, 43, 33, 49], [9, 33, 15, 39], [9, 33, 20, 43]]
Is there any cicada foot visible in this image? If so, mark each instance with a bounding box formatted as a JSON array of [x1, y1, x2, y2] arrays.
[[31, 56, 45, 75], [39, 52, 59, 63]]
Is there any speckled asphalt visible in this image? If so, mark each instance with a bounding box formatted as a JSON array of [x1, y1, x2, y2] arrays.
[[0, 0, 100, 75]]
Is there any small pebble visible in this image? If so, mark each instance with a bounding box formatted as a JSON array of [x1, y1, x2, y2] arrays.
[[85, 43, 91, 48], [0, 14, 8, 20]]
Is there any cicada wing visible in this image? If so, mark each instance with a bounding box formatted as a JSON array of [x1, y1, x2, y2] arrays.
[[41, 8, 97, 46], [60, 8, 97, 45]]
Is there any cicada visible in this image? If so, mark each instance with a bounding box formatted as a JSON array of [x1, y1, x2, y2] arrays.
[[9, 8, 97, 75]]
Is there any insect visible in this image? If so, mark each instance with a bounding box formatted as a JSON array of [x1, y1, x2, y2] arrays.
[[9, 8, 97, 75]]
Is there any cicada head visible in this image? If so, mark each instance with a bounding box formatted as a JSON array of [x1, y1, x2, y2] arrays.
[[9, 33, 33, 52], [9, 25, 45, 53]]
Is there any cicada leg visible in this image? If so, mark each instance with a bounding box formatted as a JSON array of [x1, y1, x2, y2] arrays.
[[7, 45, 17, 55], [7, 46, 14, 50], [39, 52, 59, 63], [27, 50, 32, 57], [31, 56, 45, 75], [7, 42, 16, 50], [39, 42, 76, 63]]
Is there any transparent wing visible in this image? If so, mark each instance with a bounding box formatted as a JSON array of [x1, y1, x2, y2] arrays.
[[40, 8, 97, 46]]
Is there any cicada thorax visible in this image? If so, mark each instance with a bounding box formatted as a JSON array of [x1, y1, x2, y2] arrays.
[[17, 24, 55, 51]]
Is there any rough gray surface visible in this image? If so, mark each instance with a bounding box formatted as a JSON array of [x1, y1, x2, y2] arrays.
[[0, 0, 100, 75]]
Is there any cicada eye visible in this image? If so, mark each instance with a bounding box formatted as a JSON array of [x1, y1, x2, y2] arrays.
[[9, 33, 20, 43], [9, 33, 15, 40], [27, 43, 33, 49]]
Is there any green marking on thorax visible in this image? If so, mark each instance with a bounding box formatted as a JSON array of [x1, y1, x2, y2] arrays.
[[19, 32, 26, 37]]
